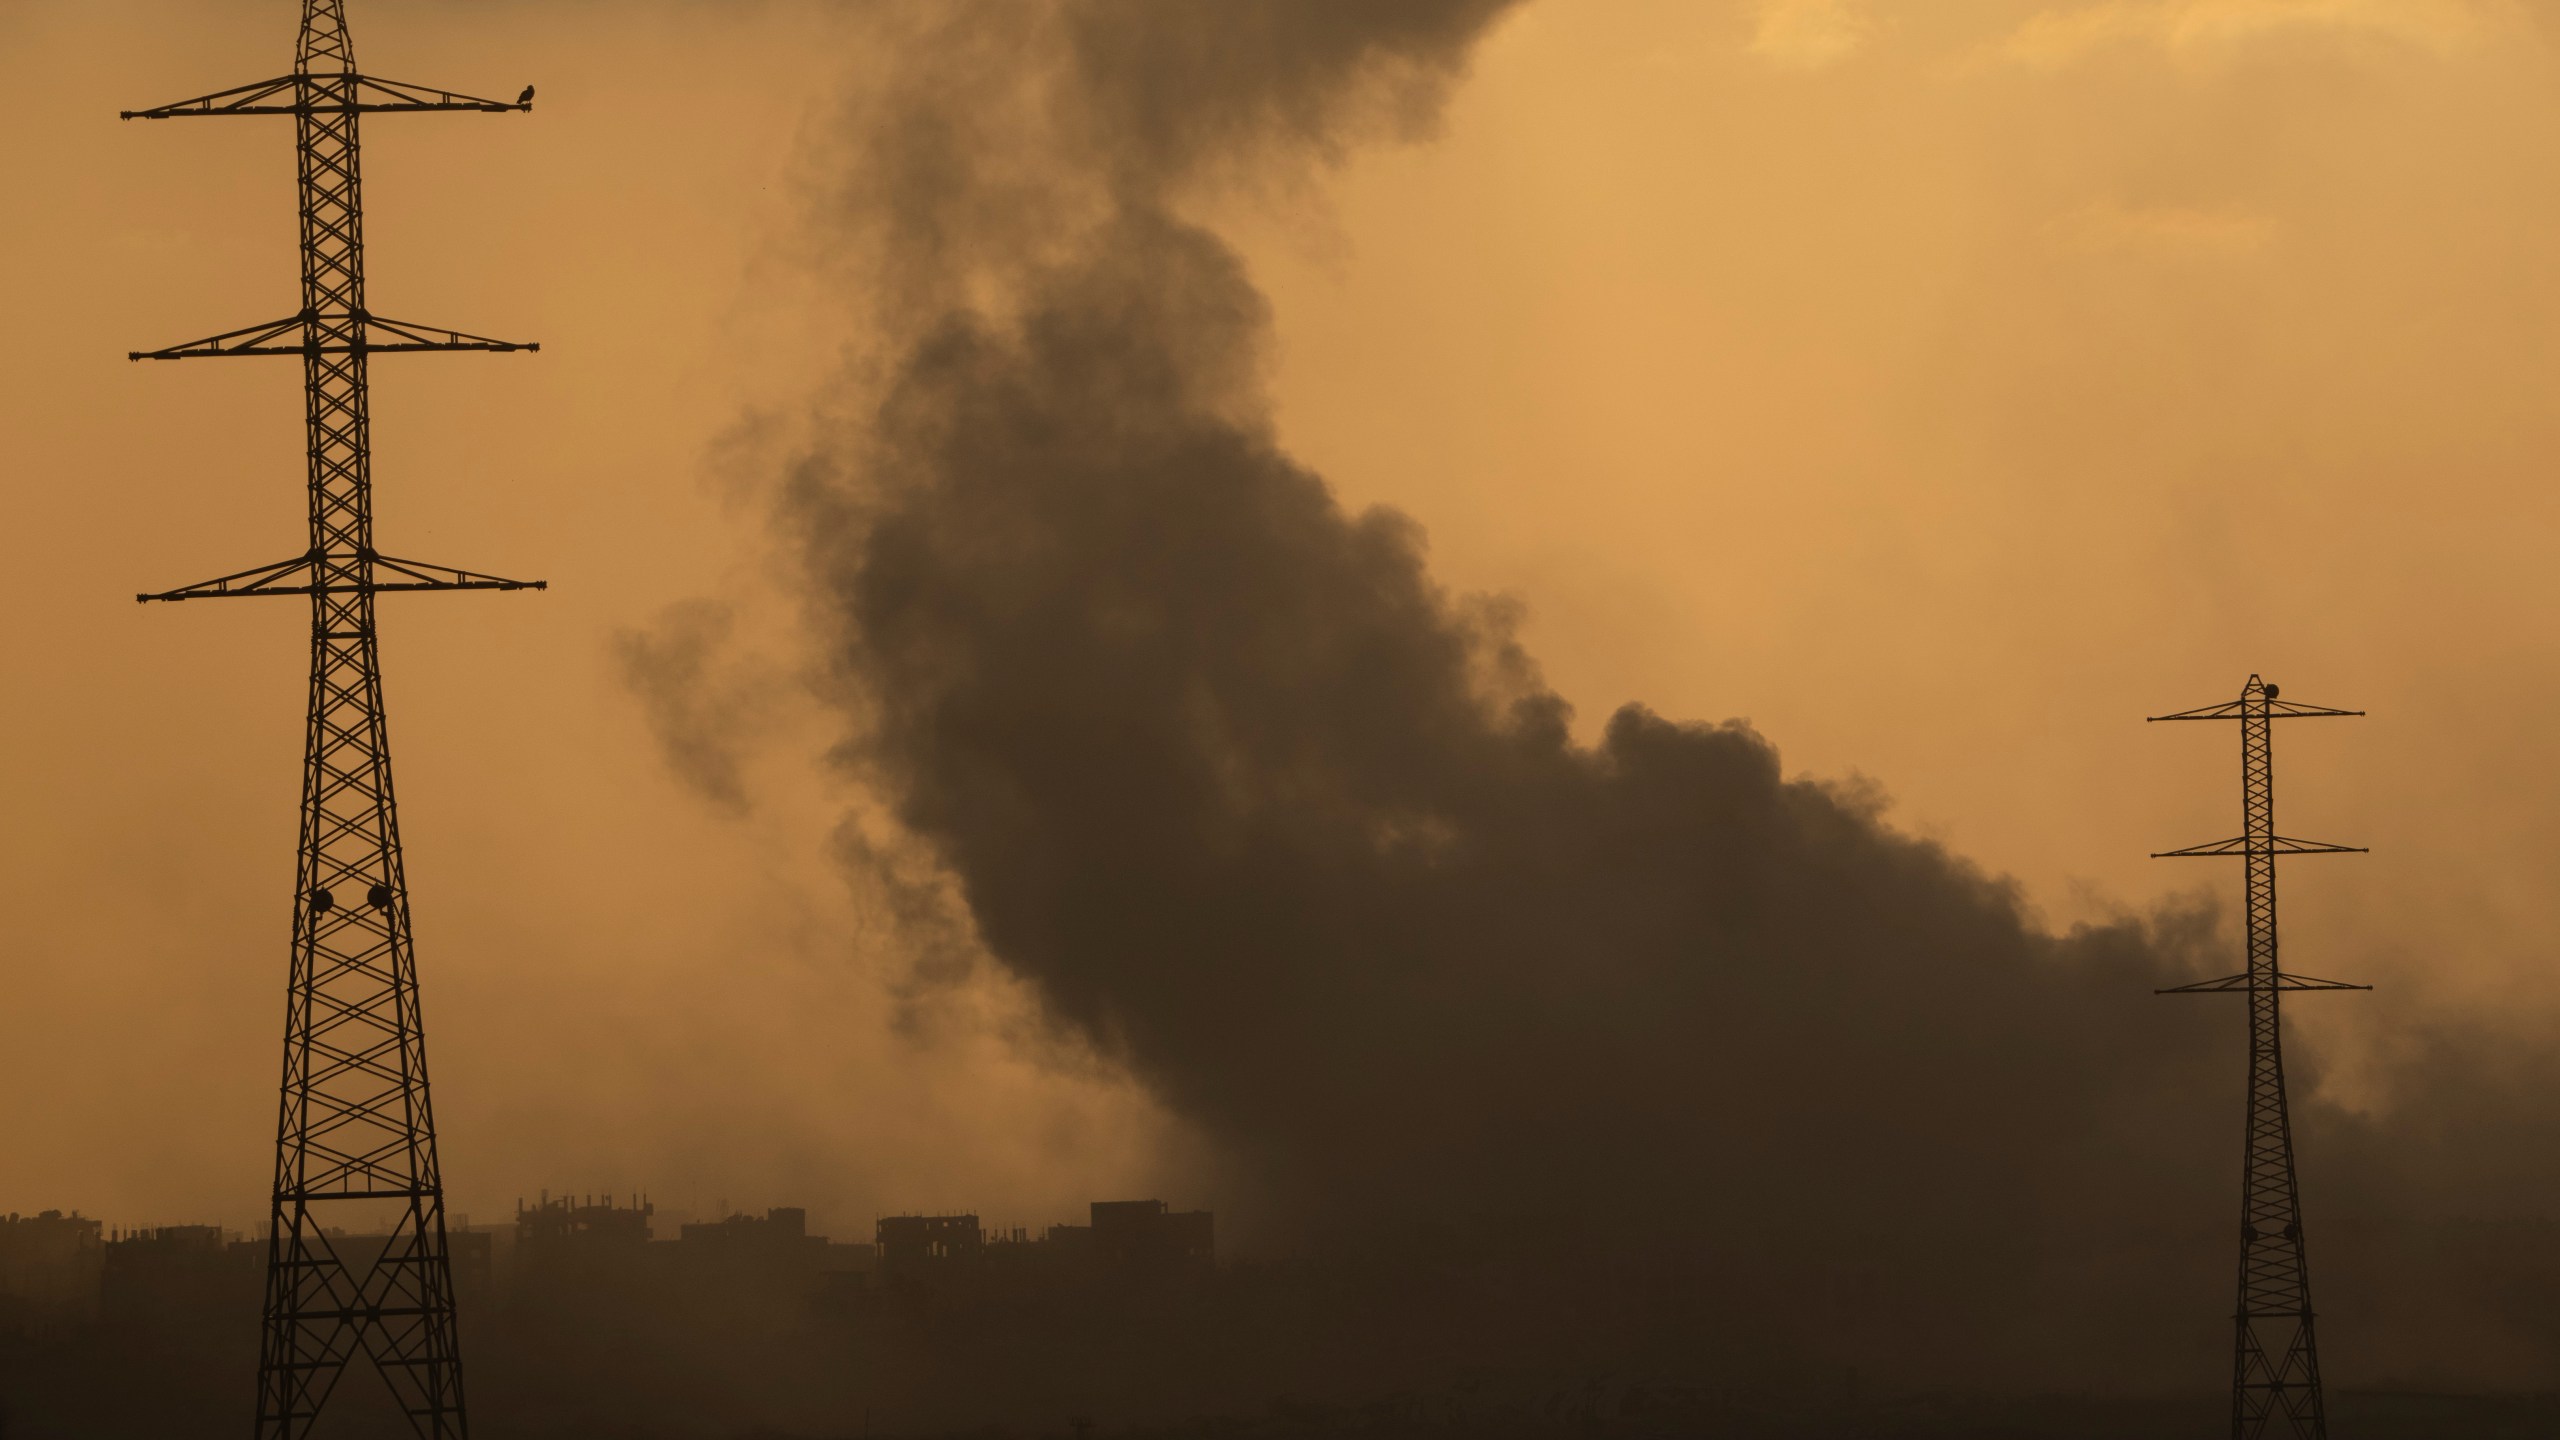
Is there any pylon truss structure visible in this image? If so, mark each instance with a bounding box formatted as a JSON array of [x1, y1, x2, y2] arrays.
[[123, 3, 536, 1435], [2149, 675, 2367, 1440]]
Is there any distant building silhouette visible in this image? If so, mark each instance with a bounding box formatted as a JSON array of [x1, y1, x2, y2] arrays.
[[2, 1191, 1197, 1341], [679, 1205, 822, 1255], [517, 1193, 654, 1250], [667, 1205, 873, 1310], [0, 1211, 104, 1327], [881, 1201, 1213, 1296], [1090, 1200, 1213, 1279], [877, 1213, 984, 1280], [101, 1225, 256, 1324]]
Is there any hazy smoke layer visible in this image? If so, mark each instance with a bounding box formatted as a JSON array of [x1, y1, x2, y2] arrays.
[[727, 0, 2558, 1387]]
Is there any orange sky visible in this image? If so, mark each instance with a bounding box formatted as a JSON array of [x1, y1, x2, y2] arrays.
[[4, 0, 2559, 1237]]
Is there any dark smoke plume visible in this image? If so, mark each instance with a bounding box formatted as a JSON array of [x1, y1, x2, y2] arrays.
[[652, 0, 2560, 1390]]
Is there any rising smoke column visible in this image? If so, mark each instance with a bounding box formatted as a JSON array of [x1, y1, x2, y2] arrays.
[[708, 0, 2269, 1382], [751, 0, 2241, 1372]]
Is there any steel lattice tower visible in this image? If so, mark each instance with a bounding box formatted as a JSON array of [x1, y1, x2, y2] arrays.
[[2150, 675, 2368, 1440], [122, 4, 536, 1434]]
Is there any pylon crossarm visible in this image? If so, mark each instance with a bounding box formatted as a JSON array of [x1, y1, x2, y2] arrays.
[[2149, 698, 2364, 722], [370, 552, 547, 592], [121, 75, 300, 119], [2272, 972, 2373, 992], [131, 312, 536, 360], [342, 73, 528, 112], [2152, 835, 2368, 858], [138, 551, 544, 601], [2157, 971, 2374, 995], [360, 314, 539, 352], [137, 553, 318, 602], [123, 72, 528, 119], [129, 314, 306, 360]]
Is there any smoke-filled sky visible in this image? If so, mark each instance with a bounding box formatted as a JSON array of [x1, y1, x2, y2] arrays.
[[6, 0, 2560, 1385]]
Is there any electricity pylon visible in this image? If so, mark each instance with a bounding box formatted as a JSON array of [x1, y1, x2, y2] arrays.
[[2150, 675, 2367, 1440], [122, 4, 536, 1434]]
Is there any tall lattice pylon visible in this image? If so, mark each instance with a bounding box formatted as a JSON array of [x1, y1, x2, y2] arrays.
[[123, 4, 536, 1434], [2150, 675, 2368, 1440]]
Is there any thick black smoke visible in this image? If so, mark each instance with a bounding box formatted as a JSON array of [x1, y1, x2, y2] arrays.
[[659, 0, 2560, 1391]]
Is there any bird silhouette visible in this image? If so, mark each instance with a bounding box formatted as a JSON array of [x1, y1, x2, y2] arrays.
[[517, 84, 535, 107]]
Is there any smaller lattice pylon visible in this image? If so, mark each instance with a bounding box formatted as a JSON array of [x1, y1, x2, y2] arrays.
[[2149, 674, 2368, 1440]]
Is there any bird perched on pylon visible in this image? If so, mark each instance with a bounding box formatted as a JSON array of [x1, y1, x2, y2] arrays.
[[518, 84, 534, 107]]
